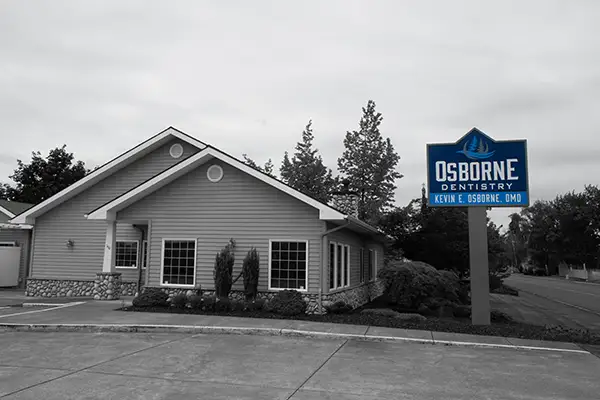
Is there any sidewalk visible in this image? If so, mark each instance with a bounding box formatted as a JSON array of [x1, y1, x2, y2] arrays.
[[0, 299, 589, 355]]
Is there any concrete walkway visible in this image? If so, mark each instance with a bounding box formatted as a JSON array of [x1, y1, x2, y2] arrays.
[[0, 300, 589, 354]]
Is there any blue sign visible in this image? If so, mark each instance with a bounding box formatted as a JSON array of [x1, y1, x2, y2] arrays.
[[427, 128, 529, 207]]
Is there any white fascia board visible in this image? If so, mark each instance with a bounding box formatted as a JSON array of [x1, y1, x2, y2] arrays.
[[0, 223, 33, 230], [208, 151, 346, 221], [86, 149, 213, 220], [11, 127, 206, 225], [0, 206, 15, 219]]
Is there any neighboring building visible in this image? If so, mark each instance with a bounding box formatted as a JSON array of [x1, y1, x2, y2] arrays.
[[0, 200, 34, 288], [10, 127, 386, 312]]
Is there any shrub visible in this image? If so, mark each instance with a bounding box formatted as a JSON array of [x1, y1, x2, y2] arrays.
[[215, 297, 231, 312], [246, 298, 266, 311], [490, 310, 514, 323], [325, 301, 353, 314], [379, 261, 463, 309], [230, 300, 245, 312], [268, 290, 307, 316], [242, 247, 260, 301], [214, 239, 236, 298], [132, 288, 169, 307], [202, 295, 217, 311], [189, 295, 203, 309], [171, 293, 187, 309]]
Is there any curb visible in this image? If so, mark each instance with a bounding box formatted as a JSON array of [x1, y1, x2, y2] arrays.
[[0, 323, 590, 355]]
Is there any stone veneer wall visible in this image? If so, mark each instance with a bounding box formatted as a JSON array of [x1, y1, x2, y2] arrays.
[[25, 277, 140, 299], [144, 278, 385, 314]]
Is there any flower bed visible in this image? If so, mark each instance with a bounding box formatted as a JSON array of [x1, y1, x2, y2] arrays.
[[121, 294, 600, 345]]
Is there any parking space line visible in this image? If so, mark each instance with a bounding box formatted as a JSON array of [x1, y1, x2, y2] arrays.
[[0, 302, 86, 319]]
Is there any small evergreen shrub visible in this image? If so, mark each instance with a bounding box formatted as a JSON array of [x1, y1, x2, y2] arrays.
[[132, 288, 169, 307], [246, 298, 266, 311], [202, 295, 217, 311], [171, 293, 187, 309], [242, 247, 260, 301], [231, 300, 245, 312], [325, 301, 353, 314], [189, 295, 203, 309], [214, 239, 236, 298], [268, 290, 307, 316], [215, 297, 231, 312]]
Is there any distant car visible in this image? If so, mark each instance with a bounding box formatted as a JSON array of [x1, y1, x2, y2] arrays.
[[522, 263, 547, 276]]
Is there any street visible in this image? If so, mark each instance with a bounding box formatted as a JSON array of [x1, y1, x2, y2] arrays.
[[502, 274, 600, 332], [0, 331, 599, 399]]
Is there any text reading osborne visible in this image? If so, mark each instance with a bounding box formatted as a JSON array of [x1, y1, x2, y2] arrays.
[[435, 159, 519, 183]]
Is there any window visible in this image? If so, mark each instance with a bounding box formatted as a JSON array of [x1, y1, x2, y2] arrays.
[[367, 249, 378, 281], [329, 241, 350, 290], [142, 240, 148, 269], [161, 239, 196, 287], [269, 240, 308, 291], [0, 242, 16, 247], [115, 241, 138, 268], [359, 248, 365, 283]]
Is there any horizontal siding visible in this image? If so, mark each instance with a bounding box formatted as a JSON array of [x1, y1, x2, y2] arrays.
[[118, 161, 323, 293], [326, 225, 385, 292], [31, 139, 199, 280], [0, 228, 31, 287]]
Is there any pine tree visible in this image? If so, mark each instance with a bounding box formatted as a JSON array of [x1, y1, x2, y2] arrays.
[[279, 120, 335, 203], [337, 100, 403, 223], [242, 154, 276, 178]]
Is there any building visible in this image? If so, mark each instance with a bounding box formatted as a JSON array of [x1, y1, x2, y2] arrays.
[[10, 127, 386, 312], [0, 200, 34, 287]]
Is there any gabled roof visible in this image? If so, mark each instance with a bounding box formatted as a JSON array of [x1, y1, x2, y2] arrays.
[[10, 127, 207, 224], [11, 126, 382, 235], [0, 200, 33, 218], [86, 145, 347, 222]]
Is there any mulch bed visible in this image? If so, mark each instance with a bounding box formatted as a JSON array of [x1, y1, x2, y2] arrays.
[[121, 295, 600, 345]]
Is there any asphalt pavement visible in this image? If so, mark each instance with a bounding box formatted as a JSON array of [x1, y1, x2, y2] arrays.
[[1, 331, 599, 399], [504, 274, 600, 332]]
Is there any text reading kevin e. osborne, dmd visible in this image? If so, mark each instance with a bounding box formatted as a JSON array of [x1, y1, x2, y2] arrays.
[[426, 128, 529, 207]]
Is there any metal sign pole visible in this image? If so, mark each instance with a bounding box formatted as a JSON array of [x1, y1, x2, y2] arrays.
[[468, 206, 490, 325]]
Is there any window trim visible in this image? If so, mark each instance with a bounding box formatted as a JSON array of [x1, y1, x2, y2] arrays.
[[159, 238, 197, 288], [115, 240, 139, 269], [0, 241, 17, 247], [142, 240, 148, 269], [267, 239, 309, 292], [329, 241, 350, 291], [368, 248, 378, 281]]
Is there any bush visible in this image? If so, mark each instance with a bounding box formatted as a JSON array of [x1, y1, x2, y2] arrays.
[[215, 297, 231, 312], [325, 301, 353, 314], [242, 247, 260, 301], [189, 295, 203, 309], [268, 290, 307, 316], [132, 288, 169, 307], [171, 293, 187, 309], [202, 295, 217, 311], [379, 261, 463, 309], [231, 300, 245, 312], [214, 239, 236, 298], [246, 298, 266, 311]]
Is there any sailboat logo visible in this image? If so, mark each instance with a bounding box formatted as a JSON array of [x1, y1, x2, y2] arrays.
[[456, 137, 496, 160]]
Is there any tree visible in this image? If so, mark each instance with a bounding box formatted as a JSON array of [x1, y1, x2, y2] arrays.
[[337, 100, 402, 224], [242, 154, 275, 178], [279, 120, 335, 202], [2, 145, 88, 204]]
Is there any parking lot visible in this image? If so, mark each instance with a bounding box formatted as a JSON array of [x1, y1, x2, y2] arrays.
[[1, 331, 599, 399]]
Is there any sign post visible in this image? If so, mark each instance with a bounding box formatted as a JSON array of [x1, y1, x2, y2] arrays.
[[427, 128, 529, 325]]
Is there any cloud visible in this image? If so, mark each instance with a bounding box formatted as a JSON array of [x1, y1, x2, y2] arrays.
[[0, 0, 599, 228]]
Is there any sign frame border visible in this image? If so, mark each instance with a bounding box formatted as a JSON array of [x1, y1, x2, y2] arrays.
[[426, 127, 530, 208]]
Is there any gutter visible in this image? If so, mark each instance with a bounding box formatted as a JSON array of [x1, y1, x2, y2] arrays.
[[319, 219, 352, 314]]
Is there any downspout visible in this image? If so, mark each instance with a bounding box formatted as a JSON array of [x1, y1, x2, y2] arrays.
[[319, 219, 352, 314]]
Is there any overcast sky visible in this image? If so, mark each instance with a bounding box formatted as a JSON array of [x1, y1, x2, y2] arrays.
[[1, 0, 599, 228]]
